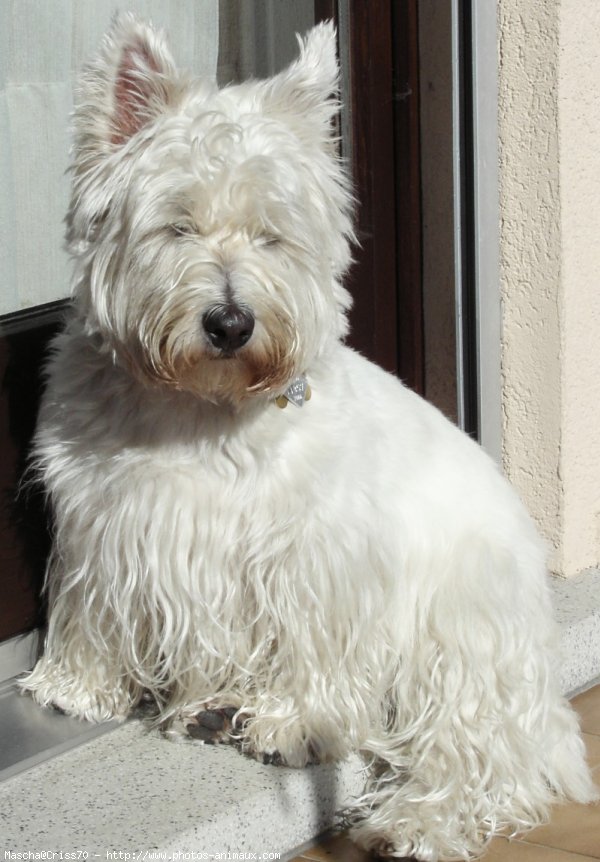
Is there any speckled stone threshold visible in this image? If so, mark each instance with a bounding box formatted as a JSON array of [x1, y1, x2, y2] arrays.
[[0, 569, 598, 858], [552, 568, 600, 693], [0, 714, 365, 856]]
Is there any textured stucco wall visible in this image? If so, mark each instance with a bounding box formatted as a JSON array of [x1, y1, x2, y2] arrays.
[[559, 3, 600, 574], [497, 2, 563, 564], [498, 0, 600, 576]]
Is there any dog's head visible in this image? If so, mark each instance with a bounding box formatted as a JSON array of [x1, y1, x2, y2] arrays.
[[67, 14, 354, 405]]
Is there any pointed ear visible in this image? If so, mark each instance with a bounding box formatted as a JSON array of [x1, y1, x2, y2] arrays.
[[264, 21, 340, 124], [74, 13, 179, 157]]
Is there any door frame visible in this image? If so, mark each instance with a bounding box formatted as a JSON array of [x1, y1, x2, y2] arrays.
[[468, 0, 502, 462]]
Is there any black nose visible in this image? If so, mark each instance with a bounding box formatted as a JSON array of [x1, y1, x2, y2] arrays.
[[202, 303, 255, 353]]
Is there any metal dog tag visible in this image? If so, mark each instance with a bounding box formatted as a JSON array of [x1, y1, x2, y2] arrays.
[[279, 375, 311, 408]]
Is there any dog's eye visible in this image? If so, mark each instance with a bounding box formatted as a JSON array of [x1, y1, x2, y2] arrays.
[[170, 223, 196, 237], [260, 235, 281, 248]]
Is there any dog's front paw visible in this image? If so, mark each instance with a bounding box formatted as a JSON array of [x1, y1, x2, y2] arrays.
[[240, 727, 322, 768], [20, 659, 136, 723], [184, 707, 241, 744], [184, 710, 287, 764], [23, 681, 133, 723], [162, 705, 244, 743]]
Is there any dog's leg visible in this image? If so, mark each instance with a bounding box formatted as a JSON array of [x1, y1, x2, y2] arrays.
[[20, 644, 139, 723], [20, 580, 141, 722], [348, 540, 596, 861]]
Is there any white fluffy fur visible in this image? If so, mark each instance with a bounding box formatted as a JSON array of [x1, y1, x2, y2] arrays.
[[21, 15, 596, 861]]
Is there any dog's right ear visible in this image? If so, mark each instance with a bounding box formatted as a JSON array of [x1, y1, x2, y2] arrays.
[[66, 14, 183, 251], [73, 13, 179, 159]]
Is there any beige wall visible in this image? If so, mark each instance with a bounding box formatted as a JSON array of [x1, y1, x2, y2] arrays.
[[497, 0, 600, 576]]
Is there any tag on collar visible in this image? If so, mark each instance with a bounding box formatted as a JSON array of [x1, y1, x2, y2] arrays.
[[275, 375, 311, 409]]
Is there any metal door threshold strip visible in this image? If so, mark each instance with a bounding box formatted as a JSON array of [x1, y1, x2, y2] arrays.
[[0, 678, 116, 782]]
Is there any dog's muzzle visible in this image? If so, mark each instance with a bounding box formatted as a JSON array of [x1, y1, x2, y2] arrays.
[[202, 303, 255, 354]]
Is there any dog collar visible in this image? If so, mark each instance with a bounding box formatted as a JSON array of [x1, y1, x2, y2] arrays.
[[275, 375, 311, 409]]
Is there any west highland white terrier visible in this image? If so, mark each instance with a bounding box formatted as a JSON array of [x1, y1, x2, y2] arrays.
[[22, 14, 595, 861]]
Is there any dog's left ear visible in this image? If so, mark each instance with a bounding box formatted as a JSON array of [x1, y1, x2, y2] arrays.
[[264, 21, 340, 125]]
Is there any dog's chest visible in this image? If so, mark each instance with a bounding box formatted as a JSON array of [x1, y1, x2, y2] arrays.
[[39, 338, 399, 619]]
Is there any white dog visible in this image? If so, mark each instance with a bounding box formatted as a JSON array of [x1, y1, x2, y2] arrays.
[[22, 14, 595, 860]]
